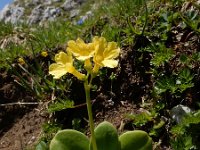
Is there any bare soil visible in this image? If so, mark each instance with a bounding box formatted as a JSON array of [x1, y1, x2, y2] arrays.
[[0, 105, 47, 150]]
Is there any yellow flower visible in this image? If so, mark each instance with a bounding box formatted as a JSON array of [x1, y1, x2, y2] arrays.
[[67, 38, 95, 61], [84, 58, 92, 72], [92, 37, 120, 72], [49, 51, 85, 80], [18, 57, 25, 65], [41, 51, 48, 57]]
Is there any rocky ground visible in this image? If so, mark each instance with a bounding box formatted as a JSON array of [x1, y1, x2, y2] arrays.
[[0, 105, 47, 150], [0, 0, 94, 25]]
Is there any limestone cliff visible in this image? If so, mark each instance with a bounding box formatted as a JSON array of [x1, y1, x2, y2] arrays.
[[0, 0, 94, 25]]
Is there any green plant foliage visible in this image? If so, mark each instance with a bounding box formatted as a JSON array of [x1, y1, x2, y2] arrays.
[[170, 110, 200, 150], [72, 118, 84, 132], [176, 68, 194, 93], [179, 10, 200, 33], [149, 119, 165, 137], [30, 21, 70, 49], [41, 122, 63, 143], [192, 52, 200, 61], [154, 68, 194, 94], [0, 21, 14, 37], [7, 59, 50, 98], [154, 76, 177, 94], [103, 0, 144, 18], [36, 141, 48, 150], [49, 121, 152, 150], [97, 0, 149, 46], [48, 99, 74, 112], [126, 112, 153, 127], [150, 43, 174, 67], [50, 129, 90, 150], [171, 111, 200, 135], [179, 54, 190, 65], [170, 135, 194, 150], [119, 130, 152, 150], [90, 121, 120, 150], [101, 25, 122, 44]]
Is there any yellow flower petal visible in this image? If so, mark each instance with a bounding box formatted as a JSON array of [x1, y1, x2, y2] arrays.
[[76, 55, 92, 60], [67, 40, 80, 56], [104, 42, 120, 59], [49, 51, 86, 80], [102, 59, 118, 68], [49, 63, 69, 79], [93, 36, 120, 69], [76, 38, 87, 49], [41, 51, 48, 57], [49, 51, 74, 79], [84, 58, 92, 72], [18, 57, 25, 65], [55, 51, 73, 65], [70, 67, 86, 80], [67, 38, 95, 61], [93, 37, 107, 56], [92, 64, 100, 75]]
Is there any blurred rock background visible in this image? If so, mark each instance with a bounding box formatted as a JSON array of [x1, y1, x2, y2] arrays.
[[0, 0, 95, 25]]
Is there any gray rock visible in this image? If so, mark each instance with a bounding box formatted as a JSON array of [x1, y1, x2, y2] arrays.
[[32, 0, 41, 4], [62, 0, 78, 11], [25, 0, 40, 7], [10, 6, 25, 24], [0, 5, 24, 24], [75, 0, 86, 4], [70, 9, 80, 18], [42, 7, 62, 22], [52, 0, 62, 2], [170, 104, 192, 123], [0, 4, 11, 21], [45, 0, 52, 5], [0, 0, 89, 25], [82, 11, 92, 21], [76, 11, 93, 24], [27, 5, 44, 24]]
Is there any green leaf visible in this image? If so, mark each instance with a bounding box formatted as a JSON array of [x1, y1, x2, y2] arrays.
[[48, 99, 74, 112], [50, 129, 89, 150], [192, 52, 200, 61], [126, 112, 153, 127], [178, 68, 194, 82], [151, 44, 174, 67], [90, 121, 120, 150], [119, 130, 152, 150], [177, 68, 194, 92], [179, 54, 189, 64], [154, 76, 177, 94], [179, 13, 200, 33], [36, 141, 48, 150]]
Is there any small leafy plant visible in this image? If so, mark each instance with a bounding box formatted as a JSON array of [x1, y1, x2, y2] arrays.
[[170, 110, 200, 149], [48, 37, 152, 150]]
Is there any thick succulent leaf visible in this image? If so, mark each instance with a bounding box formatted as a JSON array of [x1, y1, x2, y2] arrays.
[[36, 141, 48, 150], [50, 129, 89, 150], [119, 130, 152, 150], [90, 121, 120, 150]]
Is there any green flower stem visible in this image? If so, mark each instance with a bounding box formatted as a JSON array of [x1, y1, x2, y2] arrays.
[[84, 81, 98, 150]]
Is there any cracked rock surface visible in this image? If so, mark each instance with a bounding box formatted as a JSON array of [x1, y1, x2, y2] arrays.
[[0, 0, 89, 25]]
